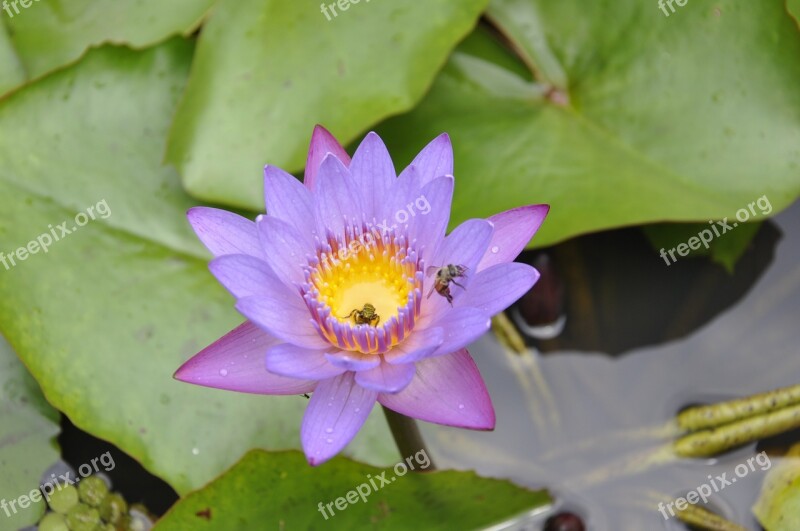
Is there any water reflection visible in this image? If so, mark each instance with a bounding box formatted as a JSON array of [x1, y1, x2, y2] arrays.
[[422, 202, 800, 530]]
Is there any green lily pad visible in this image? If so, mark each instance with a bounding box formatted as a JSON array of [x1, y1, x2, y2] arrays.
[[166, 0, 489, 209], [378, 0, 800, 247], [753, 444, 800, 531], [155, 450, 551, 530], [0, 20, 25, 95], [0, 39, 396, 496], [0, 335, 60, 529], [0, 0, 214, 96]]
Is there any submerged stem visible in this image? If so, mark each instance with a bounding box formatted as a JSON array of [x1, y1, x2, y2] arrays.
[[382, 406, 436, 470], [491, 312, 527, 354]]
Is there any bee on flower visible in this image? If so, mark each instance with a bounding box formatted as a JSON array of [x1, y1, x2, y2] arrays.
[[175, 126, 548, 465]]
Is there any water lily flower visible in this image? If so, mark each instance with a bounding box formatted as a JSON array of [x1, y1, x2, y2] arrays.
[[175, 126, 548, 465]]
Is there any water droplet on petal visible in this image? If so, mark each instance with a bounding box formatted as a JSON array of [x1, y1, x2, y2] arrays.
[[458, 403, 465, 410], [219, 369, 228, 377], [325, 428, 333, 434], [354, 408, 361, 413], [491, 246, 500, 254], [326, 438, 334, 444]]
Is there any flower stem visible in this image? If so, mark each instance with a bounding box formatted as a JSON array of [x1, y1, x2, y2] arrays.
[[382, 406, 436, 470]]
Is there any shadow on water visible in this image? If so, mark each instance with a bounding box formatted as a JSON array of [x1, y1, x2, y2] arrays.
[[422, 201, 800, 530]]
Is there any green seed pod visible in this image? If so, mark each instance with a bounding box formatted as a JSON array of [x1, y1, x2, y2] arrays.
[[675, 402, 800, 457], [78, 476, 109, 507], [99, 492, 128, 524], [48, 485, 80, 514], [65, 503, 101, 531], [676, 502, 747, 531], [39, 512, 69, 531], [677, 383, 800, 432]]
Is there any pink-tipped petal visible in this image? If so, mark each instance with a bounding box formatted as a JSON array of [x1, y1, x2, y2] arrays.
[[236, 296, 328, 350], [477, 204, 550, 271], [430, 307, 490, 356], [384, 326, 444, 364], [209, 254, 289, 299], [264, 165, 315, 239], [266, 344, 345, 379], [456, 262, 540, 317], [304, 125, 351, 191], [301, 373, 377, 466], [349, 132, 395, 220], [325, 351, 381, 371], [174, 321, 314, 395], [378, 349, 495, 429], [257, 216, 313, 286], [315, 154, 364, 236], [355, 360, 415, 394], [187, 207, 264, 259], [398, 133, 453, 187]]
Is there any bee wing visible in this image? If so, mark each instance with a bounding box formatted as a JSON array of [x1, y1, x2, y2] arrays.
[[426, 266, 439, 276], [426, 283, 436, 299]]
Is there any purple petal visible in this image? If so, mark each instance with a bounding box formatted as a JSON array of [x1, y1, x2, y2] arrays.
[[355, 360, 415, 394], [456, 262, 540, 316], [398, 133, 453, 187], [384, 326, 444, 364], [315, 154, 364, 236], [432, 218, 494, 271], [407, 176, 454, 262], [301, 372, 377, 466], [187, 207, 264, 259], [477, 205, 550, 271], [349, 132, 395, 220], [266, 344, 345, 379], [264, 165, 315, 239], [421, 219, 494, 319], [379, 349, 495, 429], [304, 125, 351, 191], [377, 164, 420, 230], [430, 307, 490, 356], [174, 321, 315, 395], [325, 351, 381, 371], [256, 216, 312, 286], [209, 254, 290, 299], [236, 296, 329, 350]]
